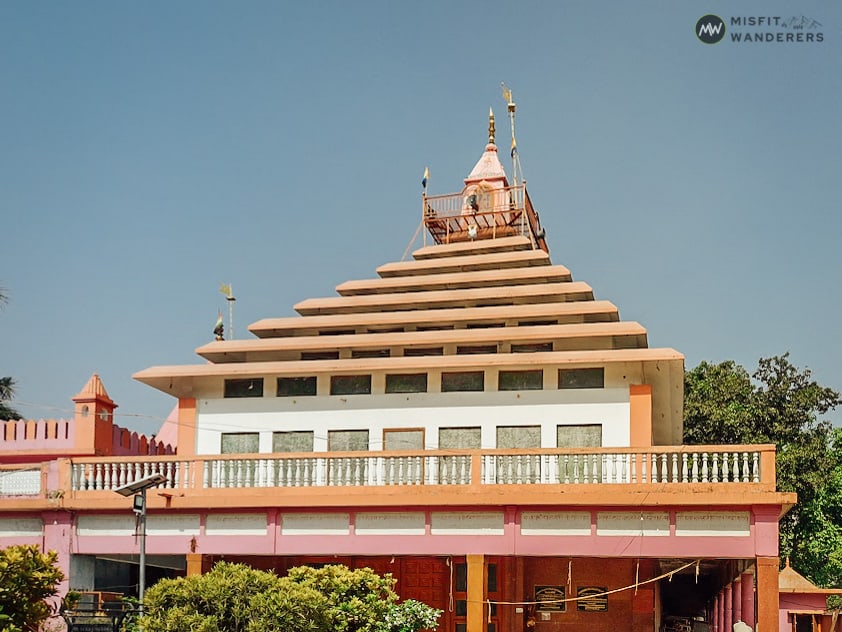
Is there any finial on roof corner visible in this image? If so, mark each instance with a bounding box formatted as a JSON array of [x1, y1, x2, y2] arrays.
[[488, 107, 496, 145]]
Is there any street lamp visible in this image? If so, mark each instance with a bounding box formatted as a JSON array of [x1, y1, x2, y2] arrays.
[[115, 473, 167, 612]]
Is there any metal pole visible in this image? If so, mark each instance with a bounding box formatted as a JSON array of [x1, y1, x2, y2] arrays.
[[138, 488, 147, 614]]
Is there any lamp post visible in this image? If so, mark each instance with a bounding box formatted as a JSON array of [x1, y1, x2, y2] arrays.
[[115, 473, 167, 612]]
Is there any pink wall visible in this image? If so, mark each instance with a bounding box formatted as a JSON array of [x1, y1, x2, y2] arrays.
[[0, 418, 172, 458], [1, 419, 74, 451]]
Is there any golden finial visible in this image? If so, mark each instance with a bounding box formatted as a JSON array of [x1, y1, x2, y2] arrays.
[[488, 107, 496, 144]]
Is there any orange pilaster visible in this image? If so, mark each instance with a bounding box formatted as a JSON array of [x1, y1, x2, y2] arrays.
[[186, 553, 203, 576], [756, 557, 779, 632], [177, 398, 197, 457], [629, 384, 653, 447], [467, 554, 484, 632]]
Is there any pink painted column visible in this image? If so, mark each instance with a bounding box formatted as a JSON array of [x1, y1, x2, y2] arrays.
[[42, 510, 72, 597], [741, 572, 756, 630], [732, 577, 742, 625], [716, 591, 725, 632], [722, 584, 734, 632]]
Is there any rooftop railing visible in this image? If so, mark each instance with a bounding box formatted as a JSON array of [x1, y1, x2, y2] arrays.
[[422, 184, 548, 252], [51, 445, 775, 497]]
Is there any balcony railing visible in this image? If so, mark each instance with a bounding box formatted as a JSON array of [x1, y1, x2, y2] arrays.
[[422, 184, 548, 252], [60, 446, 774, 495]]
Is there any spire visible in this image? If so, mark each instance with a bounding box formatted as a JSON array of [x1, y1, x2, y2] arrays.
[[466, 110, 508, 185]]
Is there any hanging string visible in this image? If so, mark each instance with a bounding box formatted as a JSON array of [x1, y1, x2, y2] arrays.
[[448, 557, 454, 612], [635, 559, 640, 595], [484, 560, 699, 607]]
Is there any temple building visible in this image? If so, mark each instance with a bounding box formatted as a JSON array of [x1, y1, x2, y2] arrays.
[[0, 109, 807, 632]]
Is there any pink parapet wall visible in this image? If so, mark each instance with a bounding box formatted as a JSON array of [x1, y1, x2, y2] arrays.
[[1, 418, 75, 451], [0, 374, 173, 462]]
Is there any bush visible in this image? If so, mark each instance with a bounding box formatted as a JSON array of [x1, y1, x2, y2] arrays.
[[0, 545, 64, 632], [140, 563, 440, 632]]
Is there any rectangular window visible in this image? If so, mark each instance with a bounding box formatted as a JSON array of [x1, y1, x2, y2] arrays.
[[511, 342, 553, 353], [496, 426, 541, 449], [558, 367, 604, 389], [272, 431, 314, 452], [385, 373, 428, 393], [383, 429, 424, 451], [301, 351, 340, 360], [351, 349, 390, 359], [221, 432, 259, 454], [518, 320, 557, 327], [403, 347, 443, 357], [328, 430, 369, 451], [441, 371, 484, 392], [456, 345, 497, 355], [277, 376, 317, 397], [439, 427, 481, 449], [557, 424, 602, 448], [330, 375, 372, 395], [498, 369, 543, 391], [466, 322, 505, 329], [487, 563, 498, 592], [455, 563, 467, 591], [318, 329, 355, 336], [224, 378, 263, 398]]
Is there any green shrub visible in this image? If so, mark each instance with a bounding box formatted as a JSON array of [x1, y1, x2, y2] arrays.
[[0, 545, 64, 632]]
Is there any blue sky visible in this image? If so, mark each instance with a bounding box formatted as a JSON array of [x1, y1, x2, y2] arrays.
[[2, 1, 840, 436]]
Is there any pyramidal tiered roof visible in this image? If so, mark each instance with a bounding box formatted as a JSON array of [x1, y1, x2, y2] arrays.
[[135, 118, 683, 443]]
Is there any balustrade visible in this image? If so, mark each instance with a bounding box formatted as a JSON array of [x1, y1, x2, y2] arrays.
[[49, 447, 771, 495]]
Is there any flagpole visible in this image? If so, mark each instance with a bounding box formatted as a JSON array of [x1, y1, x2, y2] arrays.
[[421, 166, 429, 247], [502, 83, 519, 188], [219, 283, 236, 340], [227, 286, 236, 340]]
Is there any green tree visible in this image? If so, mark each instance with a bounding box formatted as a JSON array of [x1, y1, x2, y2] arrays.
[[0, 287, 20, 421], [684, 354, 842, 585], [789, 428, 842, 587], [0, 377, 20, 421], [0, 545, 65, 632]]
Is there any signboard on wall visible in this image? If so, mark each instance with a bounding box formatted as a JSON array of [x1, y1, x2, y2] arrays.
[[577, 586, 608, 611], [534, 585, 566, 612]]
